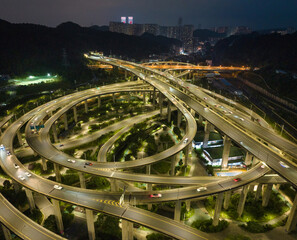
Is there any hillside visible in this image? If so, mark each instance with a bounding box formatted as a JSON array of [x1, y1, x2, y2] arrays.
[[212, 32, 297, 70], [0, 19, 180, 76]]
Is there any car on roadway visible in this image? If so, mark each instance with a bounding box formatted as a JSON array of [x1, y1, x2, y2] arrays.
[[59, 144, 64, 147], [67, 159, 76, 163], [183, 138, 188, 144], [25, 172, 32, 177], [197, 187, 207, 192], [233, 178, 241, 182], [18, 175, 25, 181], [85, 162, 93, 166], [6, 151, 11, 156], [239, 117, 244, 121], [203, 97, 207, 100], [279, 161, 289, 168], [149, 193, 162, 198], [14, 164, 19, 169], [54, 185, 63, 190], [0, 144, 5, 150]]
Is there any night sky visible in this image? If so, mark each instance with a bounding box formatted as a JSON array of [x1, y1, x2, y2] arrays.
[[1, 0, 297, 29]]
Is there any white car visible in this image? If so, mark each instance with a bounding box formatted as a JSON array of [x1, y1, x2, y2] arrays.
[[183, 138, 189, 144], [67, 159, 76, 163], [18, 175, 25, 181], [25, 172, 32, 177], [0, 144, 5, 150], [279, 161, 289, 168], [239, 117, 244, 121], [197, 187, 207, 192], [54, 185, 63, 190], [14, 164, 19, 169]]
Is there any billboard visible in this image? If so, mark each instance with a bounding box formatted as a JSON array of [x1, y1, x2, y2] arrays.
[[128, 16, 133, 24], [121, 16, 126, 24]]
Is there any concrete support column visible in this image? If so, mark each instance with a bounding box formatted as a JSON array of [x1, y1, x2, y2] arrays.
[[110, 179, 119, 192], [262, 183, 273, 207], [52, 199, 64, 234], [25, 188, 35, 211], [73, 106, 78, 123], [54, 163, 61, 183], [221, 136, 231, 169], [84, 100, 88, 113], [152, 88, 156, 108], [41, 158, 47, 171], [86, 209, 95, 240], [190, 109, 195, 117], [224, 191, 232, 210], [167, 102, 172, 123], [122, 220, 133, 240], [285, 193, 297, 232], [177, 110, 182, 128], [159, 94, 163, 115], [255, 184, 263, 201], [79, 172, 86, 189], [113, 93, 116, 103], [63, 113, 68, 131], [17, 130, 23, 146], [125, 70, 127, 79], [184, 145, 190, 167], [186, 200, 191, 212], [213, 192, 224, 226], [203, 121, 213, 148], [1, 224, 12, 240], [97, 96, 101, 108], [143, 92, 146, 104], [174, 200, 181, 221], [237, 185, 249, 217], [198, 115, 203, 125], [170, 156, 176, 176], [52, 123, 58, 143], [244, 152, 253, 165], [146, 165, 152, 210]]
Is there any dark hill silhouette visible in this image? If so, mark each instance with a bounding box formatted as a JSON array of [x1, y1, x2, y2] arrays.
[[0, 19, 181, 76], [212, 32, 297, 70]]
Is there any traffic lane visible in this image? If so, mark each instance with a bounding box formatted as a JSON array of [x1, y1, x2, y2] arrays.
[[123, 206, 212, 240]]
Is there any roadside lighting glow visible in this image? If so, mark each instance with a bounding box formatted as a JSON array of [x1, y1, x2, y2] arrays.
[[29, 76, 34, 79], [47, 73, 51, 77]]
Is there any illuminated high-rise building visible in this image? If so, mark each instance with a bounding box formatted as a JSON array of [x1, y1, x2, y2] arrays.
[[128, 16, 133, 24], [121, 16, 127, 24]]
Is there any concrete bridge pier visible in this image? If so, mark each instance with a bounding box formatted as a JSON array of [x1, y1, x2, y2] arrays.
[[170, 156, 176, 176], [41, 158, 47, 171], [198, 115, 203, 125], [52, 199, 64, 234], [146, 165, 152, 210], [25, 188, 35, 212], [122, 220, 133, 240], [167, 102, 172, 123], [237, 185, 249, 217], [63, 113, 68, 131], [84, 100, 88, 113], [244, 152, 253, 165], [255, 184, 263, 201], [54, 163, 61, 183], [262, 183, 273, 207], [73, 106, 78, 123], [177, 110, 182, 128], [152, 88, 156, 109], [203, 121, 214, 148], [186, 200, 191, 212], [86, 209, 96, 240], [113, 93, 116, 103], [221, 136, 231, 169], [1, 224, 12, 240], [97, 96, 101, 108], [79, 172, 86, 189], [174, 200, 181, 221], [224, 191, 232, 210], [159, 94, 163, 116], [213, 192, 224, 226], [285, 193, 297, 233]]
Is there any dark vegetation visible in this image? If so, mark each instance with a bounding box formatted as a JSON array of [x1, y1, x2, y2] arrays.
[[213, 32, 297, 70]]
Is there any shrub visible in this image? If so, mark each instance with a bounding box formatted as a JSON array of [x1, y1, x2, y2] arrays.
[[191, 218, 229, 233]]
